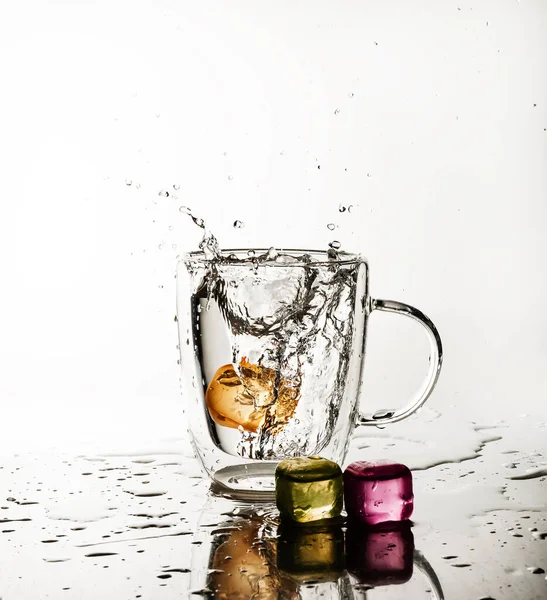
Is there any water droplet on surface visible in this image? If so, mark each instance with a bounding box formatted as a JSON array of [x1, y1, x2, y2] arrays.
[[233, 220, 244, 229], [158, 190, 169, 198], [327, 223, 336, 231], [527, 567, 545, 574]]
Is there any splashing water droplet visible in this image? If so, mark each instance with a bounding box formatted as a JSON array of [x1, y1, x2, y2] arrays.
[[247, 250, 255, 257], [159, 190, 169, 198], [327, 223, 336, 231], [233, 220, 244, 229], [179, 206, 190, 214], [265, 247, 279, 260], [339, 204, 346, 213], [125, 179, 132, 186], [329, 240, 341, 250]]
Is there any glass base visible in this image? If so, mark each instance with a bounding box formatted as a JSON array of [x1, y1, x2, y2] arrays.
[[210, 463, 277, 501]]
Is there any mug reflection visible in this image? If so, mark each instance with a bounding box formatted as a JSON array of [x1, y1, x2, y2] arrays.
[[191, 499, 444, 599]]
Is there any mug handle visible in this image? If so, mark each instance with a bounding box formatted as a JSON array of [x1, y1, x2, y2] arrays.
[[357, 299, 443, 426]]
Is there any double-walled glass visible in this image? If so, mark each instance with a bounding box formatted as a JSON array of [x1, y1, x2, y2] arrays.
[[176, 250, 442, 499]]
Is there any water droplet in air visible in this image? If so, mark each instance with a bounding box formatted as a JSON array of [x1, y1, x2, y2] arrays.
[[233, 220, 244, 229], [329, 240, 341, 250], [227, 175, 233, 181], [125, 179, 132, 186], [158, 190, 169, 198], [334, 108, 340, 115], [168, 225, 173, 231], [339, 204, 346, 213], [348, 92, 354, 98], [158, 243, 164, 250], [348, 205, 354, 213], [327, 223, 336, 231], [173, 183, 180, 190], [136, 183, 141, 189]]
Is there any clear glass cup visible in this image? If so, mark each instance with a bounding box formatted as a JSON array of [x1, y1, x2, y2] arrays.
[[176, 249, 442, 500]]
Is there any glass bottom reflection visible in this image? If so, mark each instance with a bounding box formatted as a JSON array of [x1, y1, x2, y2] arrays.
[[189, 497, 443, 600]]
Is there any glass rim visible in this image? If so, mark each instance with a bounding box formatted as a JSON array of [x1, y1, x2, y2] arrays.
[[180, 248, 366, 267]]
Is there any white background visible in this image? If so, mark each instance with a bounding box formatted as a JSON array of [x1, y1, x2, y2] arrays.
[[0, 0, 545, 452]]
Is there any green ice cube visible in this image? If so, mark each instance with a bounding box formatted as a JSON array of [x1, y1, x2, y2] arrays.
[[275, 456, 343, 523]]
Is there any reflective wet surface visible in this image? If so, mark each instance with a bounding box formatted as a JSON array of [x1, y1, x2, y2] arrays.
[[1, 407, 546, 599]]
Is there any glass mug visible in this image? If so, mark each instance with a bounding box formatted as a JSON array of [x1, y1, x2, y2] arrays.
[[176, 249, 442, 499]]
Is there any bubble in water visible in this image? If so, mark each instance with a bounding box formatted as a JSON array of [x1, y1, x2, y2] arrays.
[[125, 178, 132, 186], [327, 223, 336, 231], [329, 241, 341, 250], [233, 220, 244, 229], [339, 204, 346, 213], [173, 183, 180, 190], [159, 190, 169, 197]]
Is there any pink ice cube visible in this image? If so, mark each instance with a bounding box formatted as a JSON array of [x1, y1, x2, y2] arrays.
[[343, 460, 413, 525]]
